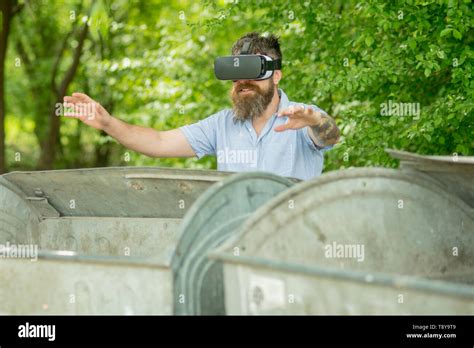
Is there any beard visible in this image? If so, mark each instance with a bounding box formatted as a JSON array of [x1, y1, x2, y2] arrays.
[[230, 79, 276, 121]]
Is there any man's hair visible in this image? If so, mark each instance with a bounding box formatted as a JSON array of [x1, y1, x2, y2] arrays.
[[231, 32, 282, 61]]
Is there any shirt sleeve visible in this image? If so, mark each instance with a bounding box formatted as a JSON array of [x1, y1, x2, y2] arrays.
[[302, 104, 334, 152], [179, 112, 219, 159]]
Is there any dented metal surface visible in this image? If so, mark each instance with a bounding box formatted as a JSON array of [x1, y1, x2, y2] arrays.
[[0, 167, 228, 246], [2, 166, 230, 218], [212, 168, 474, 314]]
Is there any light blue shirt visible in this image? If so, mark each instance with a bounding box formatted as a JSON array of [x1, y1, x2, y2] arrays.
[[180, 89, 332, 180]]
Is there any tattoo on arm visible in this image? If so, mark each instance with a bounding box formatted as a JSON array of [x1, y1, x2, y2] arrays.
[[310, 114, 340, 147]]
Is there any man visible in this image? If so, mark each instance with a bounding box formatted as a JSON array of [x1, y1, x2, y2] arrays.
[[64, 32, 340, 180]]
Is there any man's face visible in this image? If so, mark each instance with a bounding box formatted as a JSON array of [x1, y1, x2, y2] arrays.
[[230, 77, 276, 121]]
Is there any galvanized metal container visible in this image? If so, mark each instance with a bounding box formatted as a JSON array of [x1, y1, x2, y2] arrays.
[[3, 151, 472, 315], [387, 149, 474, 208], [172, 172, 296, 314], [0, 167, 229, 314]]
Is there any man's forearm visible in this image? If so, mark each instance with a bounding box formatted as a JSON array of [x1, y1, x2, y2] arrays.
[[103, 116, 161, 157], [102, 115, 195, 158], [63, 92, 195, 158], [308, 112, 340, 148]]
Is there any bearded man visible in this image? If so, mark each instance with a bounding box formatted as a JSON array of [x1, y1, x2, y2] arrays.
[[64, 32, 339, 180]]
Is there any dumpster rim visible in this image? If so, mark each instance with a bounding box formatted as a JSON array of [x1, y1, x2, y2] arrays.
[[14, 249, 173, 269], [2, 166, 234, 177], [386, 148, 474, 165]]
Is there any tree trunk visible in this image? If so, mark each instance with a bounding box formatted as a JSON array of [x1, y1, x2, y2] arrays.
[[37, 24, 88, 170]]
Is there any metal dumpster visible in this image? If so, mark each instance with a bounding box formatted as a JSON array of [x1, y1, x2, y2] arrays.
[[0, 167, 229, 314], [211, 165, 474, 314], [172, 172, 296, 315], [387, 149, 474, 208]]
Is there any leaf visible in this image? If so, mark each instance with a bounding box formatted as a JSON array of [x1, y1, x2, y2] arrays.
[[365, 36, 374, 46], [408, 38, 417, 50], [424, 68, 431, 77], [89, 0, 110, 41], [453, 29, 462, 39], [440, 28, 452, 37], [455, 144, 468, 154]]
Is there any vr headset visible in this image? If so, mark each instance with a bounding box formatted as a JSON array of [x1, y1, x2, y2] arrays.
[[214, 39, 282, 81]]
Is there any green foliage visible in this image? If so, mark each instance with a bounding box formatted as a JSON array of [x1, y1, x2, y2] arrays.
[[5, 0, 473, 171], [215, 0, 473, 170]]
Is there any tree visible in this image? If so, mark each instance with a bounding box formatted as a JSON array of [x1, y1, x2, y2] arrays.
[[0, 0, 23, 173], [4, 0, 473, 172], [12, 0, 90, 169]]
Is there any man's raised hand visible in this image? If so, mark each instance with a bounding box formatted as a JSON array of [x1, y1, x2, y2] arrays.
[[63, 93, 113, 131], [274, 105, 320, 132], [275, 105, 340, 146]]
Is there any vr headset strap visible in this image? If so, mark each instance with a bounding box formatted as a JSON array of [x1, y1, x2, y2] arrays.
[[240, 39, 252, 54]]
